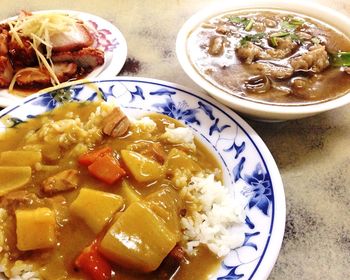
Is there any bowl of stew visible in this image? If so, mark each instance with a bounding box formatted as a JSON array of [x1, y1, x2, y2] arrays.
[[176, 0, 350, 121]]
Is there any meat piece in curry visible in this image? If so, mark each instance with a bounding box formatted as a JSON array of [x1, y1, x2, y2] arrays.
[[188, 10, 350, 104]]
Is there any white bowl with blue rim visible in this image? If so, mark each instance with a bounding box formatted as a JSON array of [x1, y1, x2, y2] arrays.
[[0, 77, 285, 280]]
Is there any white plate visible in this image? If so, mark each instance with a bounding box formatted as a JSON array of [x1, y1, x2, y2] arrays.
[[0, 10, 127, 107], [0, 77, 285, 280]]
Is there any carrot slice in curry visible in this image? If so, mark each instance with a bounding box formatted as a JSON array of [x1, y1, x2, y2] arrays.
[[75, 241, 112, 280], [78, 146, 112, 166], [88, 153, 126, 185]]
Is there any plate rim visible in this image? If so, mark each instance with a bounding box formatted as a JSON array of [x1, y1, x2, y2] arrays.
[[0, 76, 285, 280]]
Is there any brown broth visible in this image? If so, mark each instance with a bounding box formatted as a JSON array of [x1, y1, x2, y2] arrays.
[[188, 10, 350, 105]]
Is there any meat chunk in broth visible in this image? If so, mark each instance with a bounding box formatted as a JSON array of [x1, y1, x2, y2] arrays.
[[208, 36, 225, 56], [236, 42, 263, 64], [290, 45, 330, 73]]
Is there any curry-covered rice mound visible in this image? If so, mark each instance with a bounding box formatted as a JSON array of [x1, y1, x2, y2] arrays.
[[0, 101, 245, 280]]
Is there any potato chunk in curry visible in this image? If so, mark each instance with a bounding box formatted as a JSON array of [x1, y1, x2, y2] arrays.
[[16, 207, 56, 251], [121, 150, 164, 182], [70, 188, 124, 234], [0, 166, 32, 195], [0, 150, 42, 166], [120, 180, 141, 206], [100, 188, 181, 273]]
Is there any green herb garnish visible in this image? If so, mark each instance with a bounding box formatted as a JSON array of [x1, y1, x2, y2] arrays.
[[268, 17, 304, 47], [240, 32, 265, 46], [237, 16, 305, 48], [245, 19, 255, 31], [229, 16, 254, 31], [280, 21, 295, 30], [289, 33, 304, 44], [268, 32, 301, 47], [270, 37, 278, 47], [290, 33, 301, 41], [269, 31, 290, 47], [281, 17, 304, 31], [289, 18, 304, 26], [229, 16, 250, 26], [228, 16, 243, 24], [330, 52, 350, 67], [270, 31, 290, 38]]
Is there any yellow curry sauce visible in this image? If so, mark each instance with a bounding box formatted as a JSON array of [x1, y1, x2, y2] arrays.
[[0, 102, 222, 279]]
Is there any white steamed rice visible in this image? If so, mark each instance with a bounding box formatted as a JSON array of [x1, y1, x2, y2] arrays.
[[180, 173, 246, 257]]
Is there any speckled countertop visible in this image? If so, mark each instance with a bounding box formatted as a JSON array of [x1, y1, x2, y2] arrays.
[[1, 0, 350, 279]]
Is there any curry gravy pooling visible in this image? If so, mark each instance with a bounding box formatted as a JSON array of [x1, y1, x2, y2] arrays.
[[0, 102, 225, 279], [188, 10, 350, 105]]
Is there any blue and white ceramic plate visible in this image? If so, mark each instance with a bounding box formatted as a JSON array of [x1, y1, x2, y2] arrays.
[[0, 10, 127, 107], [0, 77, 285, 280]]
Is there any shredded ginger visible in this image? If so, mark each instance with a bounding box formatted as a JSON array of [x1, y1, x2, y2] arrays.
[[8, 12, 79, 91]]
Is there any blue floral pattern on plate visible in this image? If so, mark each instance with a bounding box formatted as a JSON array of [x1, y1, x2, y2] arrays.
[[0, 78, 285, 280]]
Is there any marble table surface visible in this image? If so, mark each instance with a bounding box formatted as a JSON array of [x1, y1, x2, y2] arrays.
[[1, 1, 350, 279]]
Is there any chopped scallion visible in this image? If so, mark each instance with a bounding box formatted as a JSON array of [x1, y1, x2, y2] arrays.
[[290, 33, 301, 43], [228, 16, 242, 24], [281, 18, 304, 31], [228, 16, 255, 31], [245, 19, 254, 31], [270, 37, 278, 47], [289, 18, 304, 26], [240, 32, 265, 46], [330, 52, 350, 67], [270, 31, 290, 38]]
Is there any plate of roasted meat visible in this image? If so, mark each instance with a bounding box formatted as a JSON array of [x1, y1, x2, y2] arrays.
[[0, 10, 127, 107]]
